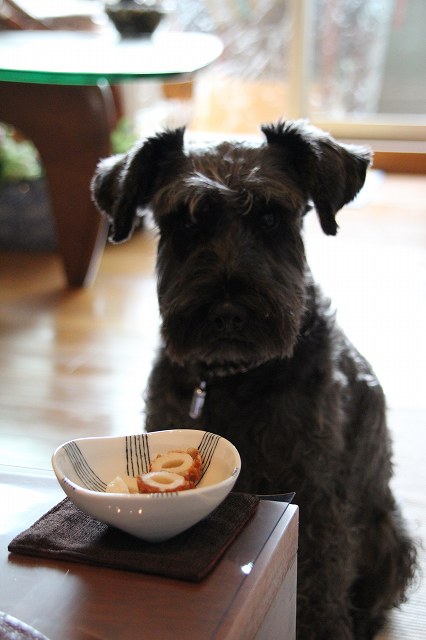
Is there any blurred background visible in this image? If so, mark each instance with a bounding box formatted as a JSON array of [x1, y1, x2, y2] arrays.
[[4, 0, 425, 142]]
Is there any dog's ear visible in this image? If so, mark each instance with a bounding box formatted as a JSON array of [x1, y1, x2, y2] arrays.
[[91, 128, 186, 243], [262, 120, 372, 235]]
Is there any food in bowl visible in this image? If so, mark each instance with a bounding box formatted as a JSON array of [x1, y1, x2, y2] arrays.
[[52, 430, 241, 541], [150, 447, 202, 482], [105, 447, 202, 494], [137, 471, 190, 493], [106, 474, 139, 493]]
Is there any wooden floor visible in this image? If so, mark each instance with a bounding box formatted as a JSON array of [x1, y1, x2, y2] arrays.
[[1, 172, 425, 638]]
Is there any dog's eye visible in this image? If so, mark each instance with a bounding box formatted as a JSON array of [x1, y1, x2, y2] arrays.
[[184, 217, 197, 230], [259, 211, 278, 229], [181, 210, 199, 232], [182, 202, 212, 233]]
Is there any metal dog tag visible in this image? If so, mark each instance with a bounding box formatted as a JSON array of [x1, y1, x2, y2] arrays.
[[189, 381, 207, 419]]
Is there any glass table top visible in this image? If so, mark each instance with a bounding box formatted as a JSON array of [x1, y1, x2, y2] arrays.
[[0, 30, 223, 85]]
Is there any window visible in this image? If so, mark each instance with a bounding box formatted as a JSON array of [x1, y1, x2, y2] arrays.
[[185, 0, 425, 171]]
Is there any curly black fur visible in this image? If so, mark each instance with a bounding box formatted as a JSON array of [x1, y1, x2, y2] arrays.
[[92, 120, 417, 639]]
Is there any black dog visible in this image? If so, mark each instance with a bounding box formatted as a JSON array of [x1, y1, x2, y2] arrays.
[[92, 121, 416, 639]]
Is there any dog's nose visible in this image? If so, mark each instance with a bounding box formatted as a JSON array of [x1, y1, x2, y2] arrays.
[[209, 301, 247, 334]]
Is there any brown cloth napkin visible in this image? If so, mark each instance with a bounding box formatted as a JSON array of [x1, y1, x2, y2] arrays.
[[8, 493, 259, 582]]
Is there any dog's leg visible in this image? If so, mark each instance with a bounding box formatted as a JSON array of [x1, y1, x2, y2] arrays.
[[296, 519, 356, 639], [350, 498, 417, 638], [342, 386, 418, 638]]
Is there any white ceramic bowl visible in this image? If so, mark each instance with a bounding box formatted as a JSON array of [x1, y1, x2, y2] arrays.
[[52, 429, 241, 542]]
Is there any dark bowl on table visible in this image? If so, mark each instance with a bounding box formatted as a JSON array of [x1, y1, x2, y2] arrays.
[[105, 3, 165, 37]]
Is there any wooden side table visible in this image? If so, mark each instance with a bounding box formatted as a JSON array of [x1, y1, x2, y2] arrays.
[[1, 467, 298, 639]]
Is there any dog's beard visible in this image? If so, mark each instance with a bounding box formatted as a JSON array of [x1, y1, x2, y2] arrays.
[[159, 282, 306, 378]]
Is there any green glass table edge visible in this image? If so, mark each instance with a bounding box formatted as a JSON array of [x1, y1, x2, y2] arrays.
[[0, 68, 196, 86], [0, 31, 223, 86]]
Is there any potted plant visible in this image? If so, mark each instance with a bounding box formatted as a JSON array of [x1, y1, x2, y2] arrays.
[[0, 123, 56, 251], [0, 119, 138, 251]]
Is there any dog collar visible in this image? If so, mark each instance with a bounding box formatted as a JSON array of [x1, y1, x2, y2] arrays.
[[188, 359, 266, 419]]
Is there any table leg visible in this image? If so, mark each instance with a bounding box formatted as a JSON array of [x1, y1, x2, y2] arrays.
[[0, 81, 115, 287]]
